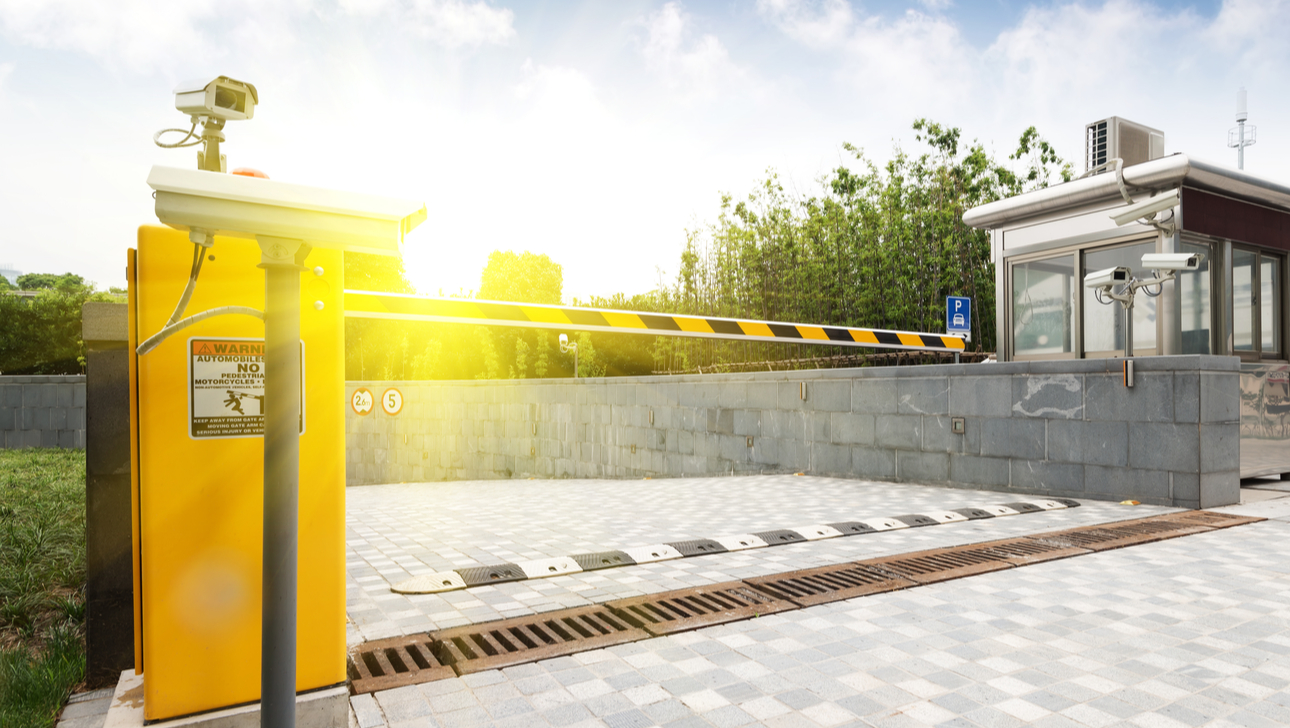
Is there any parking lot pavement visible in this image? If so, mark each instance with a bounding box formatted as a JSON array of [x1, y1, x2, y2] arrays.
[[350, 496, 1290, 728], [345, 475, 1178, 643]]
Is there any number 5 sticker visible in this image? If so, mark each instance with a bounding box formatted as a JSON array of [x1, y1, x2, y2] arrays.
[[351, 388, 373, 416], [381, 388, 403, 416]]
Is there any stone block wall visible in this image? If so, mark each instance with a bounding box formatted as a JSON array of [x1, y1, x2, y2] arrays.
[[346, 355, 1240, 508], [0, 375, 86, 448]]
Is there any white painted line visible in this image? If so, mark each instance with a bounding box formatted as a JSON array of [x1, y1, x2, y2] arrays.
[[517, 556, 583, 579], [623, 544, 685, 563], [713, 534, 769, 551], [922, 511, 969, 523], [390, 571, 467, 594]]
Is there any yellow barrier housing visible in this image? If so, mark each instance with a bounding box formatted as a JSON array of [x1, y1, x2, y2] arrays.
[[129, 225, 346, 721]]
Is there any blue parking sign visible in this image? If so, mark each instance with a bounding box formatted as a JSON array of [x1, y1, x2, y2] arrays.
[[947, 296, 971, 339]]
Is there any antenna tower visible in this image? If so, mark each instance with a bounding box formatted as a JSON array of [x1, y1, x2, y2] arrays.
[[1228, 87, 1257, 170]]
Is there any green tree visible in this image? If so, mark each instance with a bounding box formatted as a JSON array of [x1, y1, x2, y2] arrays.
[[0, 287, 124, 375], [631, 119, 1070, 371], [15, 273, 85, 292], [478, 251, 562, 304], [344, 253, 416, 380]]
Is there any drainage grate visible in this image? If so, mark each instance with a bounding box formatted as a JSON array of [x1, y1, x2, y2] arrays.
[[434, 605, 646, 675], [1036, 518, 1210, 552], [608, 580, 796, 636], [866, 545, 1014, 584], [1154, 510, 1264, 529], [978, 537, 1090, 565], [746, 563, 914, 607], [349, 509, 1264, 694], [347, 634, 454, 695]]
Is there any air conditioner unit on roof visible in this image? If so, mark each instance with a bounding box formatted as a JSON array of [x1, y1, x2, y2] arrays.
[[1085, 117, 1165, 173]]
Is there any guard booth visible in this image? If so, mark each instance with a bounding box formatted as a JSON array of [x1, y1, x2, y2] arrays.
[[964, 116, 1290, 479]]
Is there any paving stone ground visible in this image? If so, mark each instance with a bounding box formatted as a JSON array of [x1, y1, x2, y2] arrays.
[[345, 476, 1179, 644], [348, 484, 1290, 728]]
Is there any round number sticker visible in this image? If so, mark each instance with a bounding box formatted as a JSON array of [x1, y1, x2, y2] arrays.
[[351, 387, 373, 416], [381, 388, 404, 416]]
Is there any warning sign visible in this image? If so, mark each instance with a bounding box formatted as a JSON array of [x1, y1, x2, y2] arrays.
[[188, 337, 305, 439]]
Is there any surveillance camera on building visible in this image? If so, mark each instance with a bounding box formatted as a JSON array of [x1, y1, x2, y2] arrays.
[[1141, 253, 1204, 272], [559, 334, 569, 346], [174, 76, 258, 122], [1109, 189, 1180, 227], [1084, 266, 1132, 290]]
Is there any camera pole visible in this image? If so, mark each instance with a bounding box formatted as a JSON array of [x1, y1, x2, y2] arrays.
[[259, 237, 308, 728]]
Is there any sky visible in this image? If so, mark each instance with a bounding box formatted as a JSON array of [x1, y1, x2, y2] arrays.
[[0, 0, 1286, 301]]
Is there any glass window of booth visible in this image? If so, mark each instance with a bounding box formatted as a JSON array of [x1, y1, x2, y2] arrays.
[[1234, 247, 1284, 359], [1083, 242, 1158, 356], [1179, 240, 1212, 355], [1011, 254, 1076, 358]]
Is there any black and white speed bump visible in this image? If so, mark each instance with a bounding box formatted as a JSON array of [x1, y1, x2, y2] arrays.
[[389, 498, 1080, 594]]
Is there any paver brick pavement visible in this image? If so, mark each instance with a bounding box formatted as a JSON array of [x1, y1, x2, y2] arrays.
[[351, 492, 1290, 727]]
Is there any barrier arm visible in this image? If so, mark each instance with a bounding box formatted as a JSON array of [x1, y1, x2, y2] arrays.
[[343, 290, 967, 353]]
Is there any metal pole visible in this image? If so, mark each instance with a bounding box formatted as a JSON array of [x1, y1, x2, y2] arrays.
[[262, 250, 301, 728], [1124, 303, 1133, 359], [1238, 120, 1245, 171]]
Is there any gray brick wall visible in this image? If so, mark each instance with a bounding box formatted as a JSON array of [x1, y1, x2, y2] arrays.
[[0, 375, 87, 449], [346, 355, 1240, 508]]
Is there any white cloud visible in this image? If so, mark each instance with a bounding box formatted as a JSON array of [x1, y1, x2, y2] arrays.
[[756, 0, 856, 47], [640, 3, 748, 98], [0, 0, 514, 72], [405, 0, 515, 48], [0, 0, 223, 70], [759, 1, 973, 114]]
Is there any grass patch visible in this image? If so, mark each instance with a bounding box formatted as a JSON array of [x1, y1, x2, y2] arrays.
[[0, 449, 87, 728]]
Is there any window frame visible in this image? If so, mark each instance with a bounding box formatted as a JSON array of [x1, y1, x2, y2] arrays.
[[1232, 245, 1286, 361]]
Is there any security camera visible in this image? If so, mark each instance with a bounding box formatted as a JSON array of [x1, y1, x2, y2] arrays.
[[174, 76, 258, 121], [1141, 252, 1204, 272], [1110, 189, 1180, 227], [1084, 266, 1132, 289], [559, 334, 568, 346]]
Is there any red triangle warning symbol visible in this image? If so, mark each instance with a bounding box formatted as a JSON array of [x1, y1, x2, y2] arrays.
[[194, 342, 215, 355]]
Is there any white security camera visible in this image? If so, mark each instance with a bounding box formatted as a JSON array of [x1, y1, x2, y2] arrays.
[[174, 76, 258, 121], [1141, 252, 1204, 272], [1084, 266, 1132, 290], [1110, 189, 1180, 227], [147, 166, 426, 256], [559, 333, 569, 346]]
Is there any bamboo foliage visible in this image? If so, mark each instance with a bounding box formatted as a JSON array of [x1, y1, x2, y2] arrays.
[[635, 120, 1072, 373]]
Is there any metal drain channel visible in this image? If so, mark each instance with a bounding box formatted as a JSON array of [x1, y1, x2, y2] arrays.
[[348, 510, 1263, 694]]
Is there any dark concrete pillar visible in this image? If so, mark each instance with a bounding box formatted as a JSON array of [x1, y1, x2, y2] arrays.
[[82, 302, 134, 683]]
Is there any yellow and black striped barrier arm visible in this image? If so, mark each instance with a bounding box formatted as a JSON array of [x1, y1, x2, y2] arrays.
[[343, 290, 967, 353]]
